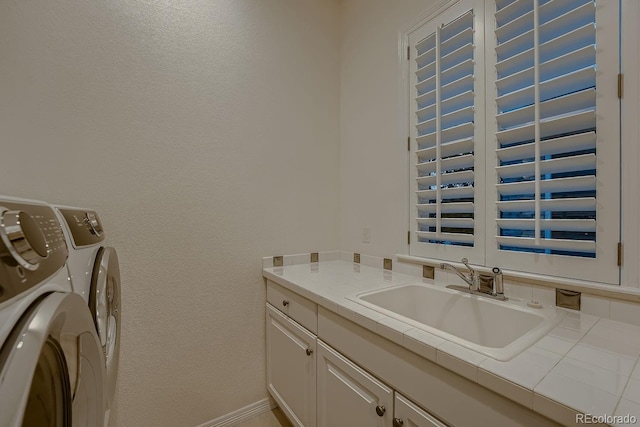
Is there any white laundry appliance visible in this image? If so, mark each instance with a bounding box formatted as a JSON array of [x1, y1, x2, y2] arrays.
[[54, 205, 121, 421], [0, 196, 106, 427]]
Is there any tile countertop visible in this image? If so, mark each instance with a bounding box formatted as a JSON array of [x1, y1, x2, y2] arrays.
[[263, 260, 640, 427]]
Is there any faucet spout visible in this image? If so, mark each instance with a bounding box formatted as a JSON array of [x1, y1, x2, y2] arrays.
[[440, 260, 478, 291]]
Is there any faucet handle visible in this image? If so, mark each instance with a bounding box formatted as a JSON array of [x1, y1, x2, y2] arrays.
[[461, 258, 478, 281]]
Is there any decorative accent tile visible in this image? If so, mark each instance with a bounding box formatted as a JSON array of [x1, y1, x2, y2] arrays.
[[273, 256, 283, 267], [310, 252, 319, 263]]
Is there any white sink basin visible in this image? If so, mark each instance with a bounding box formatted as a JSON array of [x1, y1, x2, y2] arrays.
[[350, 283, 565, 361]]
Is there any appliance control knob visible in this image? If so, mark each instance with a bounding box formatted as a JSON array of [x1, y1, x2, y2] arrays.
[[0, 209, 49, 270], [85, 212, 102, 236]]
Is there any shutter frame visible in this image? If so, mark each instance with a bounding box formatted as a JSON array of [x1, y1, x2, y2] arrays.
[[408, 0, 486, 264], [484, 0, 621, 284]]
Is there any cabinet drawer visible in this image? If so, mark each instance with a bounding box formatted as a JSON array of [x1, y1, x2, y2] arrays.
[[394, 393, 448, 427], [267, 280, 317, 333]]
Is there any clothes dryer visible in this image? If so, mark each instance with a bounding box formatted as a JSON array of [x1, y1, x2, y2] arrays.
[[54, 206, 121, 416], [0, 197, 105, 427]]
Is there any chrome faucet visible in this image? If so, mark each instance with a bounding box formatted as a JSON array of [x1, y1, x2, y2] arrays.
[[440, 258, 480, 291], [440, 259, 507, 301]]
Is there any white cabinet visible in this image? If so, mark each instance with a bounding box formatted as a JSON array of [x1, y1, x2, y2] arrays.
[[266, 280, 317, 333], [393, 393, 447, 427], [316, 340, 393, 427], [266, 304, 316, 427]]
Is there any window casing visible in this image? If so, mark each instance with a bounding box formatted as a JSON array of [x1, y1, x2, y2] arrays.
[[407, 0, 621, 284]]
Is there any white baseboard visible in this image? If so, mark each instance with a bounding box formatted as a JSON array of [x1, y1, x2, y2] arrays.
[[197, 398, 278, 427]]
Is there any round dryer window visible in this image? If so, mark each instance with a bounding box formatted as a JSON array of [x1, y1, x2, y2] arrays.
[[0, 292, 105, 427], [22, 339, 70, 427], [90, 246, 121, 408]]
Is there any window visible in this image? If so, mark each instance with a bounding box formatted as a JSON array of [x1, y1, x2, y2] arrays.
[[407, 0, 620, 284], [409, 0, 486, 265]]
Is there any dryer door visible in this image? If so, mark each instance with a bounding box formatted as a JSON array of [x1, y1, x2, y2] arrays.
[[90, 246, 120, 408], [0, 292, 105, 427]]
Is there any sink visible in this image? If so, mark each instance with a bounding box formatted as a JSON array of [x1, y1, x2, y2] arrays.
[[349, 283, 566, 361]]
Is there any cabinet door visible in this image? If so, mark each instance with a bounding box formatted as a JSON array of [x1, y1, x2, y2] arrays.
[[393, 393, 448, 427], [266, 304, 316, 427], [317, 340, 393, 427]]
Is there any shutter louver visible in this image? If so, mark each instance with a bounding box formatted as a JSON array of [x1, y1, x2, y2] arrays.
[[414, 10, 477, 248], [493, 0, 599, 257]]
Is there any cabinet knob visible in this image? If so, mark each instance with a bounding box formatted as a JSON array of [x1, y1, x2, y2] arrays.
[[305, 348, 313, 356], [282, 300, 289, 307], [375, 405, 386, 416], [393, 418, 404, 427]]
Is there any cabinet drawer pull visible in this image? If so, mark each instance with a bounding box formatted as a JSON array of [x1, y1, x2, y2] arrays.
[[375, 405, 386, 416], [393, 418, 404, 427], [282, 300, 289, 307], [305, 348, 313, 356]]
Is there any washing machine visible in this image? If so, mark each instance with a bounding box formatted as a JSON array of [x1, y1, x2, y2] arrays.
[[54, 205, 120, 423], [0, 196, 105, 426]]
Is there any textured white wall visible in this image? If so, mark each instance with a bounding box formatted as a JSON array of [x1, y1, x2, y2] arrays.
[[0, 1, 340, 426], [339, 0, 438, 257]]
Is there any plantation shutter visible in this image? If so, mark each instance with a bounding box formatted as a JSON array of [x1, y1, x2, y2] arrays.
[[485, 0, 620, 283], [408, 0, 485, 263]]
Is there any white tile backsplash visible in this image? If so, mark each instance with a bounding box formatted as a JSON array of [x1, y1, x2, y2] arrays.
[[532, 285, 556, 308], [266, 251, 640, 364], [504, 281, 533, 302], [360, 254, 381, 268], [611, 300, 640, 327], [318, 251, 340, 262], [393, 261, 422, 277], [582, 294, 611, 318]]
